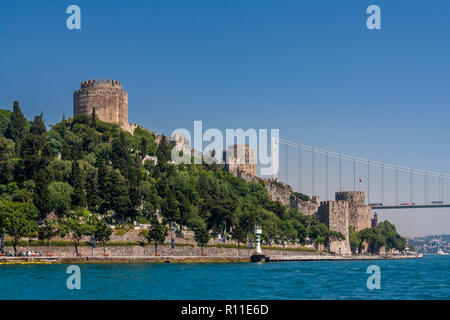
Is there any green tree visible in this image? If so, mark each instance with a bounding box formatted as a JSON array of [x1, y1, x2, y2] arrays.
[[5, 101, 28, 153], [231, 224, 247, 255], [146, 217, 168, 255], [38, 219, 59, 255], [30, 112, 46, 136], [59, 209, 95, 256], [359, 228, 386, 254], [138, 180, 160, 218], [85, 166, 100, 211], [34, 169, 51, 219], [20, 133, 42, 180], [0, 135, 15, 184], [377, 220, 406, 251], [291, 220, 308, 244], [98, 164, 131, 220], [91, 107, 97, 129], [0, 199, 38, 255], [0, 108, 11, 135], [349, 226, 361, 254], [308, 222, 329, 243], [111, 131, 131, 175], [156, 135, 172, 162], [48, 181, 73, 215], [70, 160, 86, 208], [93, 217, 112, 254], [193, 223, 210, 255]]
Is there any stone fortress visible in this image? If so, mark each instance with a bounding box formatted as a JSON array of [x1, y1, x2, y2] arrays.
[[223, 144, 257, 176], [318, 192, 372, 255], [73, 79, 374, 255], [73, 79, 148, 134]]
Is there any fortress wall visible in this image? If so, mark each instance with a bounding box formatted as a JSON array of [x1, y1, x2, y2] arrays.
[[349, 206, 372, 231], [335, 191, 365, 207], [317, 201, 351, 255], [336, 191, 372, 232], [237, 171, 318, 215]]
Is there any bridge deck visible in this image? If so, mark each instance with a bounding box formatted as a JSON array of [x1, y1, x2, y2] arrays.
[[371, 204, 450, 209]]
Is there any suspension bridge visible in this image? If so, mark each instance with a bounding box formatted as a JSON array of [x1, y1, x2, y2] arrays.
[[276, 138, 449, 210]]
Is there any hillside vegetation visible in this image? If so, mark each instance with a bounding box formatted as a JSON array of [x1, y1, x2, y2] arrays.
[[0, 102, 406, 255], [0, 102, 345, 254]]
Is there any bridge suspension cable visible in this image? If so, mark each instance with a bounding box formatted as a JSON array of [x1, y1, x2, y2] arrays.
[[367, 160, 370, 204], [278, 138, 450, 205], [298, 148, 302, 194], [279, 138, 450, 179], [325, 151, 329, 200], [396, 167, 399, 205], [381, 163, 384, 205], [312, 148, 315, 196], [353, 158, 356, 191]]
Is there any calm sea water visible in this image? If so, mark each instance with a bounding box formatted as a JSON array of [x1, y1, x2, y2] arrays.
[[0, 255, 449, 300]]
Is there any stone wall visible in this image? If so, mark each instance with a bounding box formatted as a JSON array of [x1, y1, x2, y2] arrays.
[[317, 201, 351, 255], [349, 206, 372, 231], [335, 191, 371, 231], [73, 79, 129, 131], [335, 191, 365, 206], [3, 245, 323, 258], [224, 144, 257, 176], [237, 171, 319, 215]]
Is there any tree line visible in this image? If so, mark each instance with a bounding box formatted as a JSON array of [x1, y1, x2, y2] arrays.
[[1, 102, 355, 255]]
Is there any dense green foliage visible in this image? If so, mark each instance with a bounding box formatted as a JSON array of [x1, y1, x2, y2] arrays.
[[0, 102, 345, 254], [349, 221, 407, 254], [146, 217, 169, 254], [0, 198, 38, 254]]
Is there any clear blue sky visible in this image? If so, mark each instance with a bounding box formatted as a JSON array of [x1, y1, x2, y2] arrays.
[[1, 0, 450, 236]]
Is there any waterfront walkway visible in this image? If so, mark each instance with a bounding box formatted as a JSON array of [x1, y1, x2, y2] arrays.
[[0, 253, 421, 265]]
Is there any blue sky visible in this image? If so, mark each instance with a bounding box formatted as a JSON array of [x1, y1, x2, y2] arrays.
[[1, 0, 450, 236]]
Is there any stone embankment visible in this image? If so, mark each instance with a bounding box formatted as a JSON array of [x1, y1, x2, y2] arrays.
[[265, 254, 422, 262], [0, 244, 320, 258], [0, 244, 422, 265]]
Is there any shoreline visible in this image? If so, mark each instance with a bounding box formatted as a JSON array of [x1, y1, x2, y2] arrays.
[[0, 254, 422, 265]]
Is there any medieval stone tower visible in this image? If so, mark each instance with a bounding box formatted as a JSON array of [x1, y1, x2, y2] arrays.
[[223, 144, 257, 176], [73, 79, 129, 131], [317, 200, 351, 255], [317, 191, 372, 255], [335, 191, 372, 232]]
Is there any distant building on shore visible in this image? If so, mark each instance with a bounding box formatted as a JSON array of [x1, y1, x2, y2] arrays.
[[372, 212, 378, 228]]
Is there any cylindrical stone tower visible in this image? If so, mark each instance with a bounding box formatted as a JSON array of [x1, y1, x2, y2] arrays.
[[73, 79, 128, 131]]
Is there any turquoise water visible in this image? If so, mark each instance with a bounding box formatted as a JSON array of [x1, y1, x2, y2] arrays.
[[0, 255, 449, 299]]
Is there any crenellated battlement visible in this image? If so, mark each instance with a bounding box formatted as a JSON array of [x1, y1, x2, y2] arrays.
[[79, 79, 123, 90], [319, 200, 349, 208], [73, 79, 128, 131], [335, 191, 366, 207]]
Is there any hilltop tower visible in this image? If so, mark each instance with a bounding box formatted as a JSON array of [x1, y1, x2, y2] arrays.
[[73, 79, 129, 131], [223, 144, 257, 176]]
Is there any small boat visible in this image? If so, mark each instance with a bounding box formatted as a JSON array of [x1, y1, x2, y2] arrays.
[[437, 249, 449, 255]]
